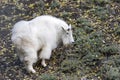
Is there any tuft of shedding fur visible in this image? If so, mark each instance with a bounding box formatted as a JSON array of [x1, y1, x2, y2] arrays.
[[11, 15, 74, 73]]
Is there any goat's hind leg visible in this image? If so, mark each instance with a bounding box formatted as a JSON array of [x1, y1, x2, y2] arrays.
[[23, 48, 37, 73], [17, 49, 24, 62]]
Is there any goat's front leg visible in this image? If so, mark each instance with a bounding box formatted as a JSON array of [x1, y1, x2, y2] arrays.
[[39, 46, 52, 67], [41, 59, 47, 67]]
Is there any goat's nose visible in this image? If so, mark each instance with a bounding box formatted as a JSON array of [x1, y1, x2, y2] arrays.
[[72, 41, 75, 43]]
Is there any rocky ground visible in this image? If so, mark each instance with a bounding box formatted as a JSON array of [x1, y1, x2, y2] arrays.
[[0, 0, 120, 80]]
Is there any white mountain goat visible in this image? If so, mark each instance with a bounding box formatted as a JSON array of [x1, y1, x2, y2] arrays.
[[11, 15, 74, 73]]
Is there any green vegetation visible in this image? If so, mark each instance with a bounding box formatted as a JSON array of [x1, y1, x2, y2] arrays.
[[0, 0, 120, 80], [40, 74, 57, 80]]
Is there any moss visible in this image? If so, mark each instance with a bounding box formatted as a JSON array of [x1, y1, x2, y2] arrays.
[[60, 60, 80, 73], [99, 44, 119, 56], [1, 0, 120, 79], [50, 0, 60, 9], [115, 27, 120, 35], [40, 74, 57, 80]]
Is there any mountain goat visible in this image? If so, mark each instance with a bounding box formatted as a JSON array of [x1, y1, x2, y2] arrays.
[[11, 15, 74, 73]]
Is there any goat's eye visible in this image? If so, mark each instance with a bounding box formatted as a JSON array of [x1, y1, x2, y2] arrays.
[[67, 28, 70, 31]]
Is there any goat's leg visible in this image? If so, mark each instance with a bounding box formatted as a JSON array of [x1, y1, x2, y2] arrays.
[[39, 46, 52, 67], [17, 49, 24, 62], [41, 59, 47, 67], [23, 48, 37, 73]]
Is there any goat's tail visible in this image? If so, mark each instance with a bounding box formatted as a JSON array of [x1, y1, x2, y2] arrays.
[[11, 20, 29, 47]]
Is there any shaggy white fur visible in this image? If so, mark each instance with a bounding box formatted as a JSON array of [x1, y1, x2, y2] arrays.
[[11, 15, 74, 73]]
